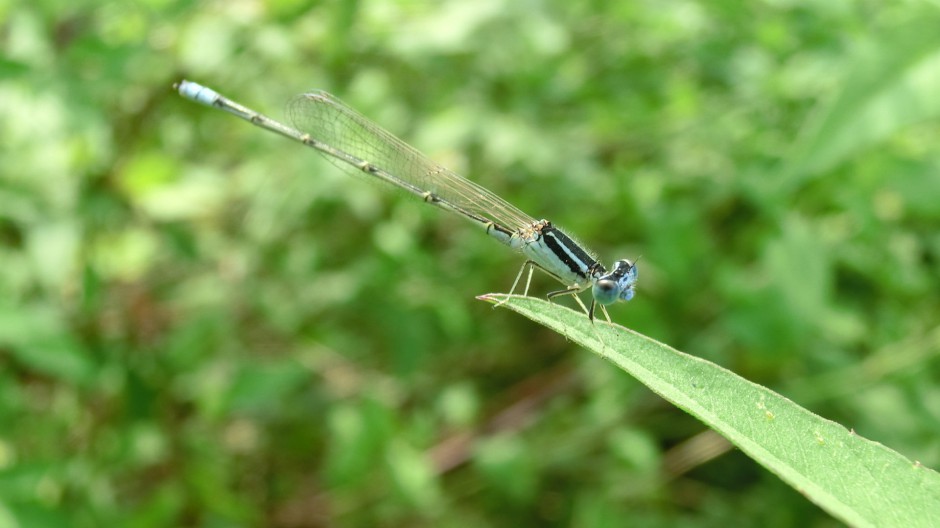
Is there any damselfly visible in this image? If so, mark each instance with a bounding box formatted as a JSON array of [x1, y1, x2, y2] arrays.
[[175, 80, 638, 321]]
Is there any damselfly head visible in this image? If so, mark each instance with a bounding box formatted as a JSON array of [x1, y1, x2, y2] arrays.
[[592, 259, 638, 305]]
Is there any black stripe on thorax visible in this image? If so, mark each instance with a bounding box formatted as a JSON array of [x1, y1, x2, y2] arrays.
[[540, 224, 601, 279]]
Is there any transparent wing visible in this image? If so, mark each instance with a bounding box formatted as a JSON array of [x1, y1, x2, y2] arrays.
[[287, 91, 536, 230]]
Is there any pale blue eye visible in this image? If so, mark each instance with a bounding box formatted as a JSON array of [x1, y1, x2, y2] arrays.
[[593, 280, 621, 305], [621, 286, 635, 302], [591, 259, 638, 306]]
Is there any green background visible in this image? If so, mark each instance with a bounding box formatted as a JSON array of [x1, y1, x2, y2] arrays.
[[2, 0, 939, 526]]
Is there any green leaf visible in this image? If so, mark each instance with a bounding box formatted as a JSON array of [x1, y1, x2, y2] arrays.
[[479, 294, 940, 528], [0, 303, 94, 386], [777, 12, 940, 190], [385, 440, 443, 512]]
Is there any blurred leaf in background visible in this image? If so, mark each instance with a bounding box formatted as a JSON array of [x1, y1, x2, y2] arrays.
[[1, 0, 939, 526]]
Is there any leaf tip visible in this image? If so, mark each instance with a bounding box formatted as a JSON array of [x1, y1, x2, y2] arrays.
[[476, 293, 504, 305]]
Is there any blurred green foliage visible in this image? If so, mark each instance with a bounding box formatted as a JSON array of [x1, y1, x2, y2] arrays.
[[1, 0, 939, 526]]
